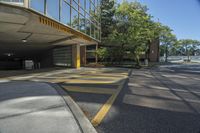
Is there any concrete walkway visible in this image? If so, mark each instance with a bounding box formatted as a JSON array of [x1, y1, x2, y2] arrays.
[[0, 81, 96, 133]]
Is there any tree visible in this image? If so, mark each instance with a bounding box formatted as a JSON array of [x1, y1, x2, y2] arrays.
[[159, 25, 177, 62], [178, 39, 200, 61], [100, 0, 116, 39], [107, 1, 161, 66], [96, 47, 109, 62]]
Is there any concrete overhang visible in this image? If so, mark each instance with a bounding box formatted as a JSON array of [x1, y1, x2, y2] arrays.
[[0, 2, 99, 47]]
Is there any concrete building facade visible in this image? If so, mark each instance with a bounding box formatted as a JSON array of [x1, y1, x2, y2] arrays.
[[0, 0, 101, 69]]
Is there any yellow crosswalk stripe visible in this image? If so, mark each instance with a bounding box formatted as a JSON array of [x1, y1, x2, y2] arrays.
[[91, 79, 126, 126], [62, 86, 117, 95]]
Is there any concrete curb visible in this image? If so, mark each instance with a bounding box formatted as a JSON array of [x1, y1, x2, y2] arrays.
[[50, 83, 97, 133]]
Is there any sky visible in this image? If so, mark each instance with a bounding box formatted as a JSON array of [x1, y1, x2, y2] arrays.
[[117, 0, 200, 41]]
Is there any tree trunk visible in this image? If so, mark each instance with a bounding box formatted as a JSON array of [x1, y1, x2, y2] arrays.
[[119, 44, 125, 65], [134, 50, 141, 68], [165, 43, 168, 62], [186, 46, 190, 62]]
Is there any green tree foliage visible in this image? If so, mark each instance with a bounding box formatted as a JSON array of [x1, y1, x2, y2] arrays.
[[159, 25, 177, 62], [99, 0, 200, 65], [100, 0, 116, 39], [178, 39, 200, 61], [107, 1, 161, 66], [96, 47, 109, 62]]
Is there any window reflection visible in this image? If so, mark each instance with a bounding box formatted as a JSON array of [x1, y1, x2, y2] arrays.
[[28, 0, 101, 40], [86, 19, 90, 36], [71, 8, 79, 30], [61, 0, 71, 26], [46, 0, 59, 20], [80, 14, 85, 33], [72, 0, 78, 9], [86, 0, 90, 13], [80, 0, 85, 9], [91, 23, 95, 38], [30, 0, 45, 13]]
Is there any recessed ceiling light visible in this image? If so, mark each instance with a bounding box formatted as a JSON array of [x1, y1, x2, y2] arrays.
[[22, 39, 27, 43], [4, 53, 14, 56]]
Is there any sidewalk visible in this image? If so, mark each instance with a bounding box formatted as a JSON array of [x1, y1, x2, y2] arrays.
[[0, 81, 96, 133]]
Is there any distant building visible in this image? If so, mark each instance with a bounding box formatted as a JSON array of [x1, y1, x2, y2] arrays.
[[147, 38, 160, 62]]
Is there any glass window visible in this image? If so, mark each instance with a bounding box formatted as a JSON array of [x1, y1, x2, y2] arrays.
[[86, 0, 90, 13], [91, 23, 95, 38], [86, 19, 90, 35], [86, 12, 90, 19], [73, 0, 78, 3], [80, 7, 84, 16], [90, 4, 95, 14], [72, 0, 78, 9], [61, 0, 71, 26], [91, 0, 94, 5], [79, 14, 85, 33], [95, 27, 99, 40], [95, 0, 98, 7], [80, 0, 84, 9], [71, 8, 79, 29], [30, 0, 45, 14], [46, 0, 59, 20], [64, 0, 70, 4]]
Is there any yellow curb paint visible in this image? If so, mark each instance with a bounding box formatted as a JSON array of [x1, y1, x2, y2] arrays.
[[34, 76, 120, 80], [51, 79, 119, 84], [62, 86, 117, 95], [91, 79, 126, 127]]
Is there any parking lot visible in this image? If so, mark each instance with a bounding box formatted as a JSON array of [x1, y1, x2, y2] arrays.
[[0, 67, 130, 127], [1, 65, 200, 133]]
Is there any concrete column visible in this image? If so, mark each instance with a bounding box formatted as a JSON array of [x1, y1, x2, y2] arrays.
[[72, 44, 80, 68], [24, 0, 29, 8], [80, 46, 86, 66]]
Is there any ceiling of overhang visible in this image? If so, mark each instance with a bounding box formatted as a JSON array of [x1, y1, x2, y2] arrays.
[[0, 4, 97, 47]]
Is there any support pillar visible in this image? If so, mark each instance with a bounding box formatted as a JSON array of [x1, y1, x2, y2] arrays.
[[24, 0, 29, 8], [80, 46, 86, 66], [72, 44, 80, 68]]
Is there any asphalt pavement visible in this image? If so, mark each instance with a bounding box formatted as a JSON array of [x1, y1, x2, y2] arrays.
[[1, 65, 200, 133], [96, 64, 200, 133], [0, 67, 128, 133]]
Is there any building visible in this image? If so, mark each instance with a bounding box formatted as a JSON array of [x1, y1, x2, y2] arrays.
[[0, 0, 101, 69], [148, 38, 160, 62]]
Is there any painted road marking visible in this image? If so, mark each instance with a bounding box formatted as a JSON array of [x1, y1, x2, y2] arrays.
[[128, 83, 200, 94], [0, 68, 129, 127], [91, 79, 127, 126], [62, 86, 117, 95], [51, 79, 122, 84]]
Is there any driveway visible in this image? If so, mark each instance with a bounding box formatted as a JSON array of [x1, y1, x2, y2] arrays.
[[96, 64, 200, 133], [0, 67, 129, 133]]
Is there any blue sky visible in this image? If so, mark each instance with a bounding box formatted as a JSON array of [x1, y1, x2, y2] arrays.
[[117, 0, 200, 41]]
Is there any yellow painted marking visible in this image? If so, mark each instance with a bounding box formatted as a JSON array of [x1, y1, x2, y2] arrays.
[[91, 79, 126, 126], [33, 75, 121, 80], [62, 86, 117, 95], [78, 72, 128, 76], [51, 79, 121, 84]]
